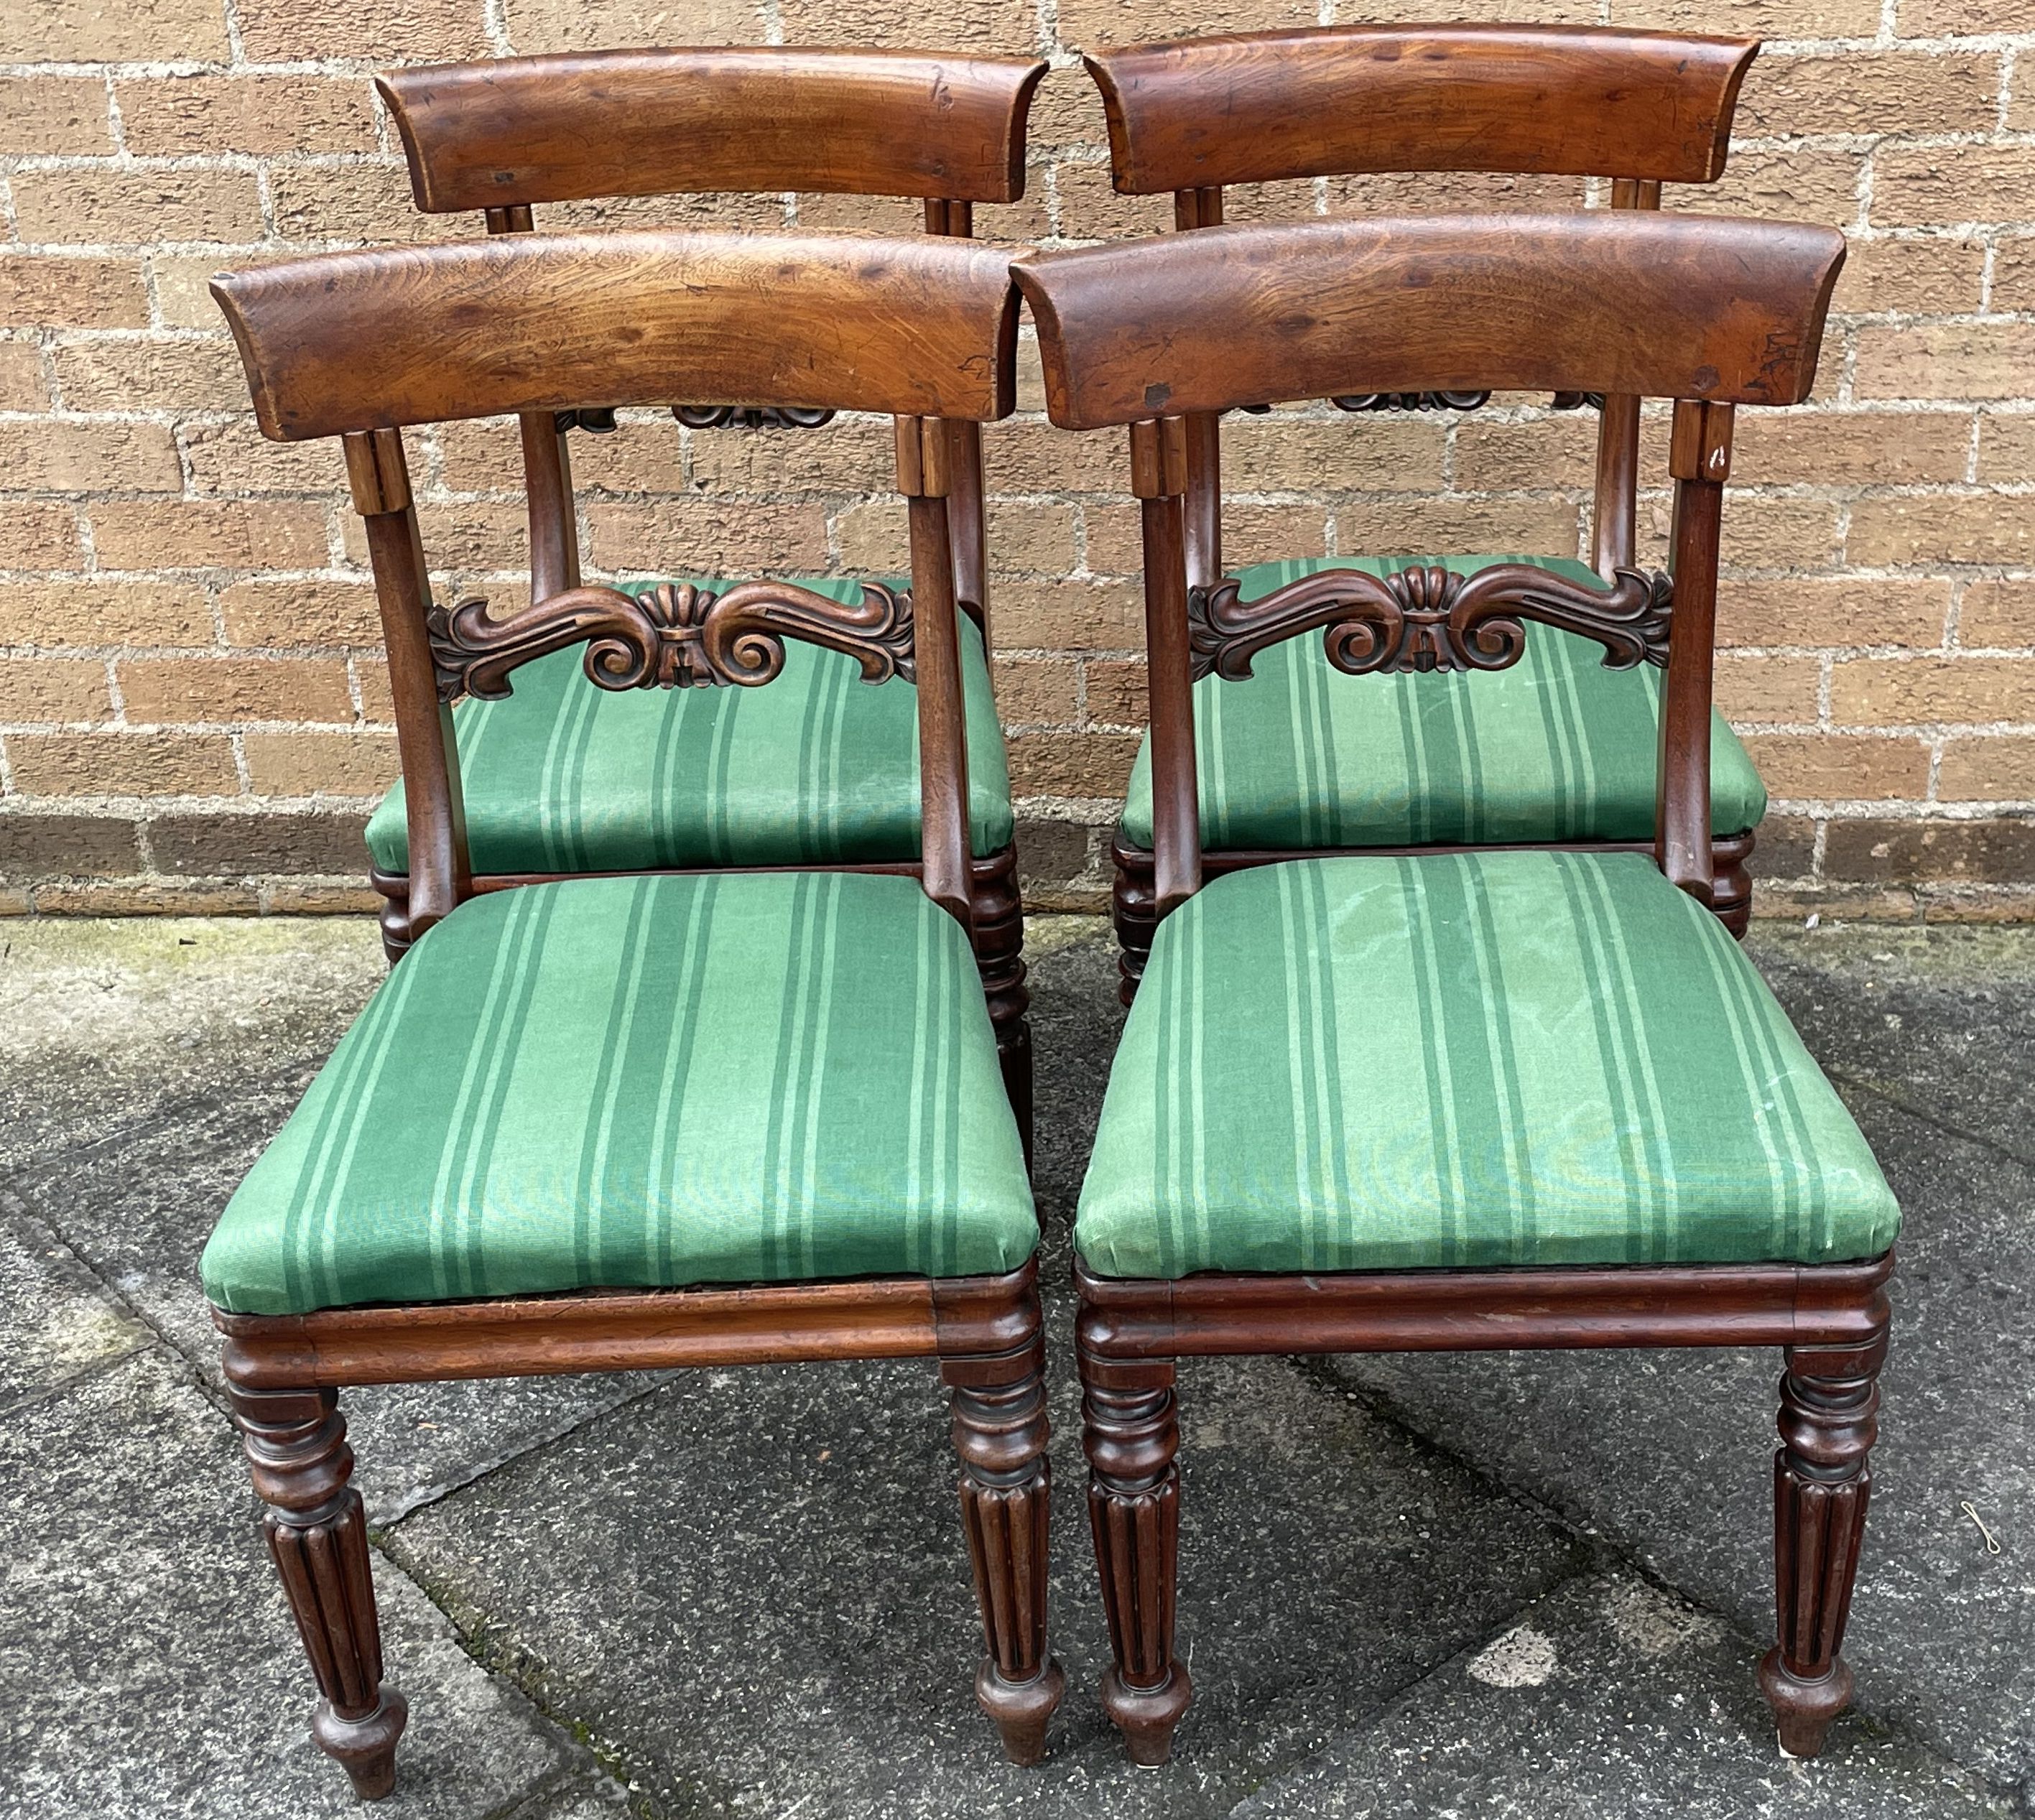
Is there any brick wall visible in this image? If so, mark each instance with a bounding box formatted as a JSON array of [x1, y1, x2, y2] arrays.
[[1, 0, 2031, 920]]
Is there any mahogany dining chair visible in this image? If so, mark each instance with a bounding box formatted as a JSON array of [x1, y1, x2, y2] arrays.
[[205, 226, 1062, 1796], [369, 47, 1049, 1145], [1016, 209, 1895, 1767], [1079, 25, 1770, 993]]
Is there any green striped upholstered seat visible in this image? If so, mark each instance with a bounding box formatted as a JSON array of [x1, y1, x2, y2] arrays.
[[364, 578, 1014, 878], [203, 872, 1036, 1315], [1077, 853, 1896, 1280], [1120, 556, 1766, 853]]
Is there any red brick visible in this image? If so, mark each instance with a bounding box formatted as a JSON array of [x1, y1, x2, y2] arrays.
[[0, 343, 46, 412], [51, 338, 246, 414], [1960, 582, 2035, 649], [0, 503, 79, 571], [1876, 148, 2035, 229], [1736, 52, 1998, 137], [1849, 494, 2035, 567], [1855, 323, 2035, 402], [235, 0, 489, 60], [1008, 730, 1139, 798]]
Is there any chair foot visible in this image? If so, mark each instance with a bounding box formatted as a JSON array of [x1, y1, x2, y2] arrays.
[[1101, 1662, 1192, 1766], [943, 1297, 1062, 1765], [1756, 1650, 1852, 1759], [229, 1379, 407, 1798], [977, 1658, 1066, 1765], [311, 1689, 409, 1799]]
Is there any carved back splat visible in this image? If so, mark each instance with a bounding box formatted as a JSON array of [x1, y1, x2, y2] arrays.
[[213, 232, 1019, 939], [1016, 211, 1842, 916], [1187, 562, 1674, 682]]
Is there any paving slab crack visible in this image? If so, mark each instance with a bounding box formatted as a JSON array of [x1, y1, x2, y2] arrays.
[[1279, 1350, 2013, 1803]]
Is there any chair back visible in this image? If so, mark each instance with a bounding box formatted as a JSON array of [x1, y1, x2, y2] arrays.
[[1014, 212, 1843, 920], [215, 230, 1020, 939], [378, 48, 1047, 618], [1083, 24, 1760, 585]]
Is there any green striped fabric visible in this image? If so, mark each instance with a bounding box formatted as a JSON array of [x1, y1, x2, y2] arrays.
[[202, 872, 1036, 1315], [365, 577, 1014, 876], [1120, 555, 1765, 851], [1077, 853, 1897, 1278]]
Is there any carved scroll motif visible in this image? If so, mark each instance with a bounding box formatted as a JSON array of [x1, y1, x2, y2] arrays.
[[671, 405, 836, 430], [1187, 563, 1673, 683], [427, 579, 914, 702], [1330, 390, 1492, 414], [551, 406, 837, 434]]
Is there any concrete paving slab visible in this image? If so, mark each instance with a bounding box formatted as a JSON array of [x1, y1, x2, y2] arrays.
[[1317, 1062, 2035, 1790], [1234, 1571, 2013, 1819], [0, 1194, 149, 1412], [1749, 924, 2035, 1165], [0, 1346, 595, 1820], [0, 924, 658, 1525], [0, 916, 384, 1171], [381, 1330, 1585, 1819]]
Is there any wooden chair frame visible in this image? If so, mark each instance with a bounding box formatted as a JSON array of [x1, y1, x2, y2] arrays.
[[373, 49, 1049, 1141], [1082, 24, 1765, 994], [208, 231, 1062, 1794], [1016, 211, 1889, 1766]]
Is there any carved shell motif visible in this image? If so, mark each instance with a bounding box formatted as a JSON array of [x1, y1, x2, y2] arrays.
[[1187, 564, 1674, 683], [427, 579, 914, 703]]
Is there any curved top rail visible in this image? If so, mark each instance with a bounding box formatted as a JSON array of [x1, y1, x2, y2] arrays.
[[379, 47, 1049, 211], [213, 230, 1022, 440], [1014, 213, 1845, 430], [1085, 25, 1757, 194]]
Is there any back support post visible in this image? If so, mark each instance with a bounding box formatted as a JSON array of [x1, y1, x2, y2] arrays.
[[345, 428, 471, 934], [1591, 177, 1661, 577], [1656, 398, 1733, 901], [1130, 415, 1200, 919]]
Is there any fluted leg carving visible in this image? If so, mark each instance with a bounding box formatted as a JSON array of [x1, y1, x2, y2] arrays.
[[1081, 1345, 1190, 1765], [231, 1384, 408, 1798], [943, 1331, 1063, 1763], [1109, 838, 1156, 1008], [970, 845, 1033, 1166], [1756, 1332, 1886, 1758]]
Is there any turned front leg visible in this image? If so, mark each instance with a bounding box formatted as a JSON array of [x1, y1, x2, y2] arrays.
[[944, 1333, 1065, 1764], [230, 1383, 408, 1798], [1082, 1349, 1190, 1765], [1757, 1332, 1887, 1757]]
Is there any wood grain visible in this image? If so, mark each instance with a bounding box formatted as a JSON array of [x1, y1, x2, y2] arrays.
[[1085, 24, 1756, 194], [1016, 213, 1845, 430], [213, 231, 1022, 440], [380, 50, 1046, 212]]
